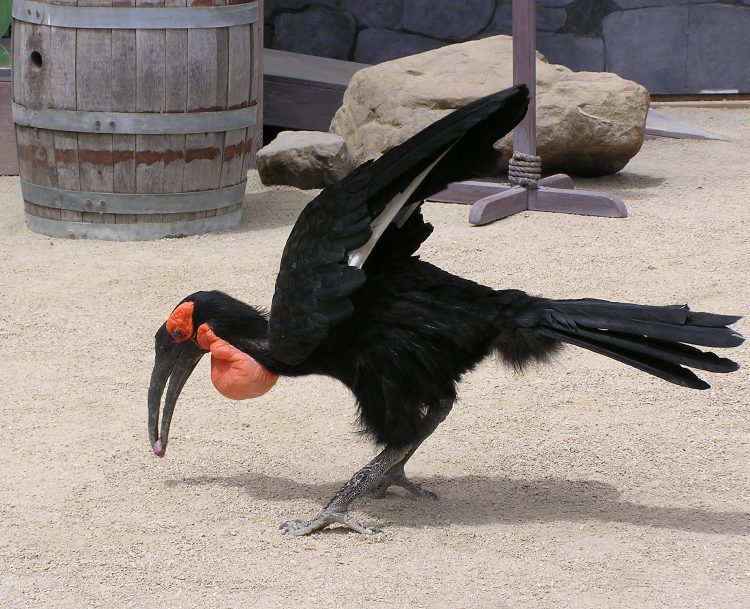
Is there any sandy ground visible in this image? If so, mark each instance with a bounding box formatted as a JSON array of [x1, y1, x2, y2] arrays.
[[1, 107, 748, 609]]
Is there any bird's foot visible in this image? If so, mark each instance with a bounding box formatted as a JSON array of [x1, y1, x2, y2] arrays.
[[279, 509, 382, 536], [366, 465, 438, 500]]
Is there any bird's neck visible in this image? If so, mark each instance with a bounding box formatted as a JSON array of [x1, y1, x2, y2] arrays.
[[214, 303, 348, 380], [210, 308, 303, 377]]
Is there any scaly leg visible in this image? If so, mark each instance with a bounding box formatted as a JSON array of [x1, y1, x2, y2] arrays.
[[279, 400, 454, 536], [279, 443, 412, 536], [367, 400, 454, 500]]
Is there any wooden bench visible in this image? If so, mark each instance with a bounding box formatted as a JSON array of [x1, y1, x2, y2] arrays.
[[263, 49, 366, 131]]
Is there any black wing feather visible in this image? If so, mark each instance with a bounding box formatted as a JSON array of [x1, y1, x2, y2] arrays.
[[269, 85, 530, 365]]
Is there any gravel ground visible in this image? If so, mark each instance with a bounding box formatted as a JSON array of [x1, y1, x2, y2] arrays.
[[0, 106, 748, 608]]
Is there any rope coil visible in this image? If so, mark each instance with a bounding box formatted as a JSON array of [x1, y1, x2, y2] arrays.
[[508, 152, 542, 188]]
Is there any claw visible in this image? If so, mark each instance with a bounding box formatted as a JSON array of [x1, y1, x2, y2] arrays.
[[279, 510, 382, 536]]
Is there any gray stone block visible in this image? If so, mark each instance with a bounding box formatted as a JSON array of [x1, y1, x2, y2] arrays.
[[265, 0, 342, 19], [686, 4, 750, 93], [484, 1, 567, 35], [353, 28, 444, 64], [273, 7, 357, 60], [538, 6, 568, 31], [482, 0, 512, 36], [344, 0, 404, 30], [537, 32, 605, 72], [563, 0, 619, 37], [403, 0, 495, 41], [613, 0, 691, 8], [539, 0, 576, 6], [603, 6, 689, 93]]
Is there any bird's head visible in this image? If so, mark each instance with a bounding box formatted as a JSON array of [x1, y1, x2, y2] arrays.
[[147, 291, 276, 458]]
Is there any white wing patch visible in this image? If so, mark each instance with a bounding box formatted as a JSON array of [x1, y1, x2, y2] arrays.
[[346, 147, 452, 269]]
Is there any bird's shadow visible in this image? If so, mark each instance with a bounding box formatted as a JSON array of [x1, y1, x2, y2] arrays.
[[168, 472, 748, 536]]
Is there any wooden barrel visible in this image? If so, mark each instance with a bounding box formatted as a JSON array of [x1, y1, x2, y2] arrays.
[[11, 0, 262, 240]]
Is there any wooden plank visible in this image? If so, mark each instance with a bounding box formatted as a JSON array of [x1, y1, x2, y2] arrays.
[[164, 0, 188, 194], [263, 48, 366, 89], [25, 201, 62, 221], [263, 80, 346, 131], [221, 23, 251, 187], [428, 181, 512, 205], [11, 21, 25, 106], [184, 16, 225, 192], [76, 1, 114, 193], [49, 26, 80, 199], [245, 12, 263, 172], [136, 0, 166, 195], [262, 49, 367, 132], [112, 0, 137, 194], [14, 22, 57, 188], [0, 81, 18, 175]]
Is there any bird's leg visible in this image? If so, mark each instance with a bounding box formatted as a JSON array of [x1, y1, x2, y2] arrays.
[[367, 400, 453, 500], [279, 443, 412, 536]]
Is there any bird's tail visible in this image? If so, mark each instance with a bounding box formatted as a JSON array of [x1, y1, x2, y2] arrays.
[[503, 296, 743, 389]]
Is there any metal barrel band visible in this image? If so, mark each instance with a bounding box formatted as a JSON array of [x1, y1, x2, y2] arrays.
[[25, 210, 243, 241], [21, 180, 247, 215], [12, 0, 259, 29], [12, 103, 257, 135]]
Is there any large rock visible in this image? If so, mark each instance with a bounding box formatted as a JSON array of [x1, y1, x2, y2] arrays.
[[256, 131, 356, 189], [330, 35, 650, 176]]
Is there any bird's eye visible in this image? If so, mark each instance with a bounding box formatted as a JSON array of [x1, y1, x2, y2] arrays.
[[172, 329, 184, 339]]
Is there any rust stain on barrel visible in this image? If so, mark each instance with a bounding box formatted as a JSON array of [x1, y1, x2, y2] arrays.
[[135, 149, 184, 166], [78, 150, 114, 165], [55, 149, 79, 164], [16, 144, 50, 163], [223, 140, 246, 162], [113, 150, 135, 164], [186, 147, 220, 163]]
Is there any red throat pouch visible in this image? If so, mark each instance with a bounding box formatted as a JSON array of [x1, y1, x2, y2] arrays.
[[196, 323, 279, 400]]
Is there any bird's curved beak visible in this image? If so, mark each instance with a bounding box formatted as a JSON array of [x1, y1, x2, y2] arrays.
[[148, 324, 205, 457]]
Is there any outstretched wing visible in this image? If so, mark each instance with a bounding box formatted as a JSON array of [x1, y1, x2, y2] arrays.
[[268, 85, 530, 365]]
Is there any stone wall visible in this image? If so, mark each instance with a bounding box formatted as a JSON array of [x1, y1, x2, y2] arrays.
[[265, 0, 750, 94]]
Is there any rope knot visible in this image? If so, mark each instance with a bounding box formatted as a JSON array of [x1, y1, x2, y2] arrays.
[[508, 152, 542, 189]]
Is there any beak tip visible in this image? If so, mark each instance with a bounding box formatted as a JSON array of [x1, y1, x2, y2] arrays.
[[153, 439, 166, 458]]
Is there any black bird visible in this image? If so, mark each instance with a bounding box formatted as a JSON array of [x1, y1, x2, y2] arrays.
[[147, 85, 743, 536]]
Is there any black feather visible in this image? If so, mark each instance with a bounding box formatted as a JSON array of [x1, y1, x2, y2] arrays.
[[537, 327, 711, 390], [268, 85, 531, 365]]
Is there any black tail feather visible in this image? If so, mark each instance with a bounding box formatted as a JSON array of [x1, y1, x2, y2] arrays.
[[538, 327, 711, 389], [531, 298, 743, 389], [541, 299, 744, 348]]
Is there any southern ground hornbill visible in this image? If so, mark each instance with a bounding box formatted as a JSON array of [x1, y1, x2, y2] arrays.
[[148, 85, 743, 536]]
